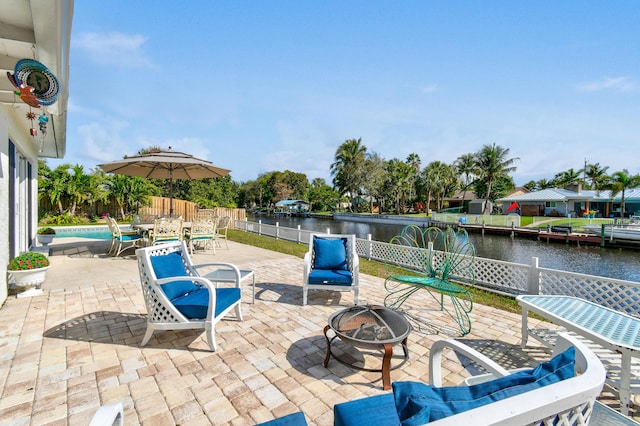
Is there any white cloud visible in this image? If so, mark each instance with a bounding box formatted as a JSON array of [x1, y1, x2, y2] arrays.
[[72, 32, 154, 68], [575, 76, 639, 92], [420, 84, 439, 94]]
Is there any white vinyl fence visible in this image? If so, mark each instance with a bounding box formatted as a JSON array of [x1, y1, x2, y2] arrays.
[[233, 219, 640, 316]]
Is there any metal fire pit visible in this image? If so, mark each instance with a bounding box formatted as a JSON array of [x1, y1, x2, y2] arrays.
[[323, 305, 411, 390]]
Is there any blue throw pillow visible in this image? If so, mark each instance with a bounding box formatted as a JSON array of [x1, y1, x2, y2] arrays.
[[312, 237, 348, 270], [150, 252, 198, 301], [393, 346, 576, 423]]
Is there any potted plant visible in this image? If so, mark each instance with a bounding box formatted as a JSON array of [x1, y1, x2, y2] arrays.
[[36, 227, 56, 246], [7, 252, 51, 297]]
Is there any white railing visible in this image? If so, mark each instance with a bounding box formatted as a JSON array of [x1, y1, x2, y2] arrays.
[[233, 219, 640, 316], [432, 213, 522, 227]]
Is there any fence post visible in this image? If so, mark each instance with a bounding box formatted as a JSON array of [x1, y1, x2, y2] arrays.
[[276, 222, 280, 240], [258, 220, 262, 236], [326, 228, 331, 234], [528, 257, 541, 294], [366, 234, 372, 260], [297, 225, 301, 244]]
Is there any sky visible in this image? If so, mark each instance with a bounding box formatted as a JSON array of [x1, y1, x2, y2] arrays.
[[49, 1, 640, 187]]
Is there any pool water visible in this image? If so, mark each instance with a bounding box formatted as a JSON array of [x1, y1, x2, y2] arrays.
[[53, 227, 112, 240]]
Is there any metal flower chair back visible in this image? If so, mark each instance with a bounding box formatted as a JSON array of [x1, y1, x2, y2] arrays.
[[384, 225, 475, 335], [149, 218, 184, 245]]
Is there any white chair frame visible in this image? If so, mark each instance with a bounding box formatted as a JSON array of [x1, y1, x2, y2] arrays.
[[106, 216, 144, 257], [135, 241, 243, 351], [426, 332, 606, 425], [302, 233, 359, 306]]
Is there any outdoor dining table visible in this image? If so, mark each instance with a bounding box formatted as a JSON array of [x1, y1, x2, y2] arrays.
[[132, 222, 192, 232]]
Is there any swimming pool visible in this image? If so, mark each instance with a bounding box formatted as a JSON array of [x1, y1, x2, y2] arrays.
[[52, 226, 112, 240]]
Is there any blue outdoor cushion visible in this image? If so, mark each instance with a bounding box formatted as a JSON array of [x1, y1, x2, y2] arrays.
[[313, 237, 348, 270], [150, 252, 198, 301], [256, 412, 308, 426], [172, 287, 240, 319], [308, 269, 352, 285], [118, 234, 142, 241], [393, 346, 576, 423], [334, 393, 401, 426]]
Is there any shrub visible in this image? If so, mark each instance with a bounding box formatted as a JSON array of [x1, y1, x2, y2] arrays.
[[8, 252, 50, 270], [37, 227, 56, 235]]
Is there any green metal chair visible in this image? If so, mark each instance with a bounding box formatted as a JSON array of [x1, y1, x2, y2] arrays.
[[384, 225, 475, 335]]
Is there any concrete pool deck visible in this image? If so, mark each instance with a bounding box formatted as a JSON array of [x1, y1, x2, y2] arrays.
[[0, 237, 635, 424]]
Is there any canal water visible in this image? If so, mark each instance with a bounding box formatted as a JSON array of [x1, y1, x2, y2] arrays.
[[249, 215, 640, 282]]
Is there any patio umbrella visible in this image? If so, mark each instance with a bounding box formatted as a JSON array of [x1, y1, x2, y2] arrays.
[[98, 149, 230, 216]]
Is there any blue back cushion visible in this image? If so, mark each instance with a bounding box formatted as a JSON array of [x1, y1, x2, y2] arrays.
[[150, 252, 198, 301], [393, 346, 576, 423], [312, 237, 348, 270]]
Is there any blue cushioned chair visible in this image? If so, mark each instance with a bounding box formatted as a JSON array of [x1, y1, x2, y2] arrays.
[[333, 333, 606, 425], [302, 233, 359, 306], [136, 241, 243, 351]]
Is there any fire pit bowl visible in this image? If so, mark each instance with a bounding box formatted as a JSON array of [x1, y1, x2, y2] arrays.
[[328, 305, 411, 350]]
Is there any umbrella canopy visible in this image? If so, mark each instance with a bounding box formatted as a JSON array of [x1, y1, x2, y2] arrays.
[[98, 149, 230, 216]]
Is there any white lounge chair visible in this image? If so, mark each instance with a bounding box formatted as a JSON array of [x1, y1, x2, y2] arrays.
[[302, 233, 359, 306], [333, 333, 606, 425], [135, 241, 243, 351]]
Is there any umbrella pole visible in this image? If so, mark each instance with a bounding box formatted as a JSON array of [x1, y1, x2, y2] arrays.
[[169, 177, 174, 218]]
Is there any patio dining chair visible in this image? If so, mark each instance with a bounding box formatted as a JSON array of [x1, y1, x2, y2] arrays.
[[185, 218, 217, 255], [302, 233, 359, 306], [106, 216, 145, 257], [148, 217, 183, 245], [135, 241, 243, 351], [215, 216, 231, 249]]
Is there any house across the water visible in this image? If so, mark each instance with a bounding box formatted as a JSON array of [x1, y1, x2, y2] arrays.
[[497, 185, 640, 218], [274, 200, 311, 217]]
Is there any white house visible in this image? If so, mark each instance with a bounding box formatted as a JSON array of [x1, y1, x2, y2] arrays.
[[0, 0, 73, 304]]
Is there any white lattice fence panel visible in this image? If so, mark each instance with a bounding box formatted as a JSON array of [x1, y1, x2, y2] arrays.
[[471, 258, 530, 293], [540, 269, 640, 316]]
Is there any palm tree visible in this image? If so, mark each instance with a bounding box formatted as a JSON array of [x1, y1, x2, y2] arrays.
[[454, 153, 477, 212], [419, 161, 455, 212], [385, 159, 413, 213], [405, 153, 421, 203], [330, 138, 367, 212], [474, 143, 519, 213], [584, 163, 609, 190], [607, 169, 640, 218], [553, 168, 582, 189]]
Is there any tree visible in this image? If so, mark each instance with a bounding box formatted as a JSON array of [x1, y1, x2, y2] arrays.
[[584, 162, 609, 190], [553, 168, 582, 188], [454, 153, 477, 212], [405, 153, 421, 203], [418, 161, 455, 212], [307, 178, 340, 211], [330, 138, 367, 212], [362, 152, 387, 213], [474, 143, 518, 212], [385, 159, 413, 214], [607, 169, 640, 218]]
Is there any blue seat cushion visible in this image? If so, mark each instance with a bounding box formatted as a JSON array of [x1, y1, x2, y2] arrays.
[[256, 412, 308, 426], [150, 252, 198, 300], [334, 394, 400, 426], [118, 234, 142, 241], [308, 269, 352, 285], [172, 287, 241, 319], [393, 346, 575, 423], [313, 237, 348, 270]]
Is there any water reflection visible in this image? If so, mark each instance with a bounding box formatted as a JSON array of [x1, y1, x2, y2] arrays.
[[249, 215, 640, 282]]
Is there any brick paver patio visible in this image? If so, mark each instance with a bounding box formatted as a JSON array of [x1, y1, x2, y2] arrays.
[[0, 239, 634, 425]]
